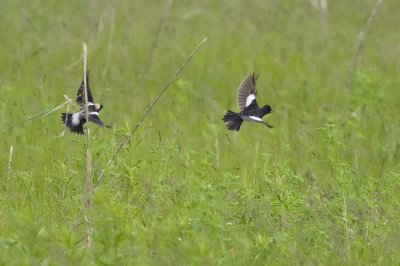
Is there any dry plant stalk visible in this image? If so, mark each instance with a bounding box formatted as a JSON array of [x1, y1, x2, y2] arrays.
[[95, 37, 208, 187], [7, 145, 13, 177], [13, 94, 76, 138], [309, 0, 328, 36], [319, 0, 328, 35], [346, 0, 383, 90], [82, 42, 93, 249], [13, 101, 69, 128]]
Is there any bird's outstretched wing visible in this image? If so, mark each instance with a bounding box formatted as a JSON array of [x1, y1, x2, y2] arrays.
[[76, 74, 93, 106], [88, 114, 104, 126], [236, 73, 259, 112]]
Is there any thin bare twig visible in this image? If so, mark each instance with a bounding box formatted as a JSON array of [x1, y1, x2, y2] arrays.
[[9, 100, 70, 135], [346, 0, 383, 90], [12, 90, 78, 138], [82, 42, 92, 249], [14, 94, 76, 129], [63, 94, 76, 106], [95, 37, 208, 187], [7, 145, 13, 177], [55, 95, 77, 138], [309, 0, 328, 36], [15, 101, 69, 126], [65, 55, 83, 71], [319, 0, 328, 35]]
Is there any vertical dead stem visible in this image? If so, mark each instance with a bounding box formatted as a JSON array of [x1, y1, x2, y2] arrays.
[[7, 145, 13, 177], [82, 42, 92, 249]]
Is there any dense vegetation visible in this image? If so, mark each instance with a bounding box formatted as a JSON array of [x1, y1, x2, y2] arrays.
[[1, 0, 399, 264]]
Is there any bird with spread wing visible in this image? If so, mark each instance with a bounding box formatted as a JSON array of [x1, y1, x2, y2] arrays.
[[223, 73, 273, 131], [61, 74, 105, 135]]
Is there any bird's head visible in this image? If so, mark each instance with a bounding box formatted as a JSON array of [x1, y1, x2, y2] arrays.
[[261, 104, 272, 115], [95, 103, 103, 111]]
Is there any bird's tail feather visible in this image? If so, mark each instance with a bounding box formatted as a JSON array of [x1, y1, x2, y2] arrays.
[[61, 113, 73, 127], [223, 110, 243, 131], [61, 113, 84, 135]]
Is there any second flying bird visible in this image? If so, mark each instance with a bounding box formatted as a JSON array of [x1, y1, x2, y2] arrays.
[[223, 73, 273, 131]]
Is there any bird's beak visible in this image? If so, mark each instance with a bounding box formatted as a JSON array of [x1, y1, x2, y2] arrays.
[[95, 103, 103, 111]]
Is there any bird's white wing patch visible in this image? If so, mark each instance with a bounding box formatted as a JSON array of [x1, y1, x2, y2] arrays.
[[72, 112, 81, 126], [248, 116, 263, 122], [246, 94, 256, 107]]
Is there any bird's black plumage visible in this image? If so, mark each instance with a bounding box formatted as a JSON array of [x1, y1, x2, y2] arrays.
[[61, 73, 105, 135], [61, 113, 85, 135], [223, 73, 273, 131], [76, 74, 94, 105]]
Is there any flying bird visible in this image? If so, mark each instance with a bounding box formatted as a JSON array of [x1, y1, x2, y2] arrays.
[[223, 73, 273, 131], [61, 74, 105, 135]]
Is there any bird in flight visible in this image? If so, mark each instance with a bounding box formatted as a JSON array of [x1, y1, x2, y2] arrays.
[[223, 73, 273, 131], [61, 74, 105, 135]]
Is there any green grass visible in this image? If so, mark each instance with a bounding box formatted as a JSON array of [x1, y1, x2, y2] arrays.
[[1, 0, 400, 264]]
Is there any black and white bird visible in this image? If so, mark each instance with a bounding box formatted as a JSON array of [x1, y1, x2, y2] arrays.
[[61, 74, 105, 135], [223, 73, 273, 131]]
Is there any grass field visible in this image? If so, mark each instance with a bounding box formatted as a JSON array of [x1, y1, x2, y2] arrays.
[[1, 0, 400, 264]]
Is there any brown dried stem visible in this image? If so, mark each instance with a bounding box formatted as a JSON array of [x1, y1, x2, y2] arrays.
[[95, 37, 208, 187], [82, 42, 92, 249]]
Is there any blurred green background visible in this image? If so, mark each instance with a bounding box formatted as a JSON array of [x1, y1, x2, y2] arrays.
[[1, 0, 400, 264]]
